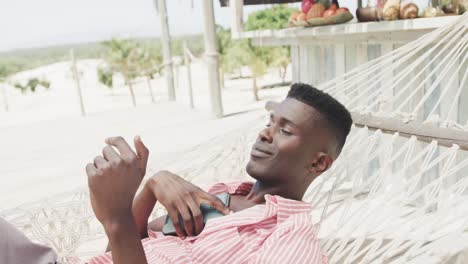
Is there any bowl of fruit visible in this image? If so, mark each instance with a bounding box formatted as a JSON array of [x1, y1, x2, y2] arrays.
[[289, 0, 354, 27]]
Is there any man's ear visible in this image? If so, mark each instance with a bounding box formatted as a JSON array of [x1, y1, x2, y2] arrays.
[[308, 153, 333, 174]]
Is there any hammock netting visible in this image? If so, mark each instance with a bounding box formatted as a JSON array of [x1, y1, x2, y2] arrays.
[[1, 13, 467, 264]]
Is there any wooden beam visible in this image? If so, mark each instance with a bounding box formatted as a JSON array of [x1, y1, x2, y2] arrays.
[[183, 41, 195, 109], [248, 31, 432, 45], [239, 16, 460, 43], [352, 113, 468, 150], [230, 0, 244, 39], [202, 0, 224, 118], [156, 0, 176, 101]]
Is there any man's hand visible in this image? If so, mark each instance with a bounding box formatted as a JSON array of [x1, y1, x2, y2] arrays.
[[86, 136, 149, 229], [146, 171, 230, 238]]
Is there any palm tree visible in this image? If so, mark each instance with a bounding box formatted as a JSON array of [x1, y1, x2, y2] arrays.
[[97, 66, 114, 95], [216, 25, 232, 88], [271, 47, 290, 84], [137, 48, 162, 103], [102, 39, 142, 107], [249, 57, 268, 101], [224, 39, 253, 79]]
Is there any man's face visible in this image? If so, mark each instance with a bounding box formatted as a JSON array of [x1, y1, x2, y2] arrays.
[[246, 98, 329, 183]]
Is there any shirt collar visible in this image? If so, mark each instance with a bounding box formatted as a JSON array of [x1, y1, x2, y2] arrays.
[[208, 181, 253, 196], [210, 181, 312, 222], [264, 194, 312, 223]]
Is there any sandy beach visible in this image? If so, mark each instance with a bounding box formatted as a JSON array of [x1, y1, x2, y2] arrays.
[[0, 59, 290, 209]]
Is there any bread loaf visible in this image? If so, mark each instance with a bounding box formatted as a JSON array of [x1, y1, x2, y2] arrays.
[[400, 3, 419, 19], [382, 0, 401, 20]]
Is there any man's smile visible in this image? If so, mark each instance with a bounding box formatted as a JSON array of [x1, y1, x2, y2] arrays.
[[251, 145, 274, 158]]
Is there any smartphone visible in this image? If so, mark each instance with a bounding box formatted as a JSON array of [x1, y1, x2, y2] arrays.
[[162, 192, 231, 236]]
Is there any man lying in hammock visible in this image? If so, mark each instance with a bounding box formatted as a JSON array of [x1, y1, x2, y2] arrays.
[[1, 83, 352, 264]]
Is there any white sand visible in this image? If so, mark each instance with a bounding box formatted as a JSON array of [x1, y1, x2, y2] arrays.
[[0, 59, 291, 209]]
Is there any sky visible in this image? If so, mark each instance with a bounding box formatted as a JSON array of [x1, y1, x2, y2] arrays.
[[0, 0, 364, 53], [0, 0, 271, 52]]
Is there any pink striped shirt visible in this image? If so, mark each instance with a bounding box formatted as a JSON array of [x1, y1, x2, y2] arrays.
[[68, 181, 327, 264]]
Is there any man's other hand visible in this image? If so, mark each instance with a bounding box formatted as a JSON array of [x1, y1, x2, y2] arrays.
[[86, 136, 148, 230], [147, 171, 230, 239]]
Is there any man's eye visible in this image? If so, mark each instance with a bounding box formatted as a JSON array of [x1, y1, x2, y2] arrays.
[[281, 129, 292, 135], [265, 123, 271, 127]]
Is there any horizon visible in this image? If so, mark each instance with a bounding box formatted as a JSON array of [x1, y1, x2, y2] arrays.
[[0, 33, 204, 55]]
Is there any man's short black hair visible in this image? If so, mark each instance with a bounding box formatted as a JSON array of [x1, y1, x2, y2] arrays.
[[287, 83, 352, 156]]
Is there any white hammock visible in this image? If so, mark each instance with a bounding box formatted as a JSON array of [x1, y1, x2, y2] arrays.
[[1, 14, 467, 263], [313, 14, 468, 263], [321, 14, 467, 130]]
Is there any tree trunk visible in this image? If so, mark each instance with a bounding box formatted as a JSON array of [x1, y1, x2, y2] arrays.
[[110, 76, 115, 96], [128, 81, 137, 107], [253, 78, 259, 101], [184, 41, 194, 109], [1, 84, 8, 112], [146, 77, 156, 103], [281, 65, 287, 84], [70, 49, 85, 116]]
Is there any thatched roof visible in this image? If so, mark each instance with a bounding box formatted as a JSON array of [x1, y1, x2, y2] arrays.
[[219, 0, 301, 7]]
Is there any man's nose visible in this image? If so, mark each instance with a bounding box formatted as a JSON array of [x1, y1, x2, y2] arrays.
[[259, 127, 273, 143]]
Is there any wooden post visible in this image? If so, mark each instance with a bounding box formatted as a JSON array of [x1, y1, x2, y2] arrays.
[[128, 81, 137, 107], [70, 49, 86, 116], [202, 0, 223, 118], [230, 0, 244, 39], [1, 83, 8, 112], [146, 77, 156, 103], [183, 41, 194, 109], [156, 0, 176, 101], [253, 78, 259, 101], [175, 63, 179, 92]]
